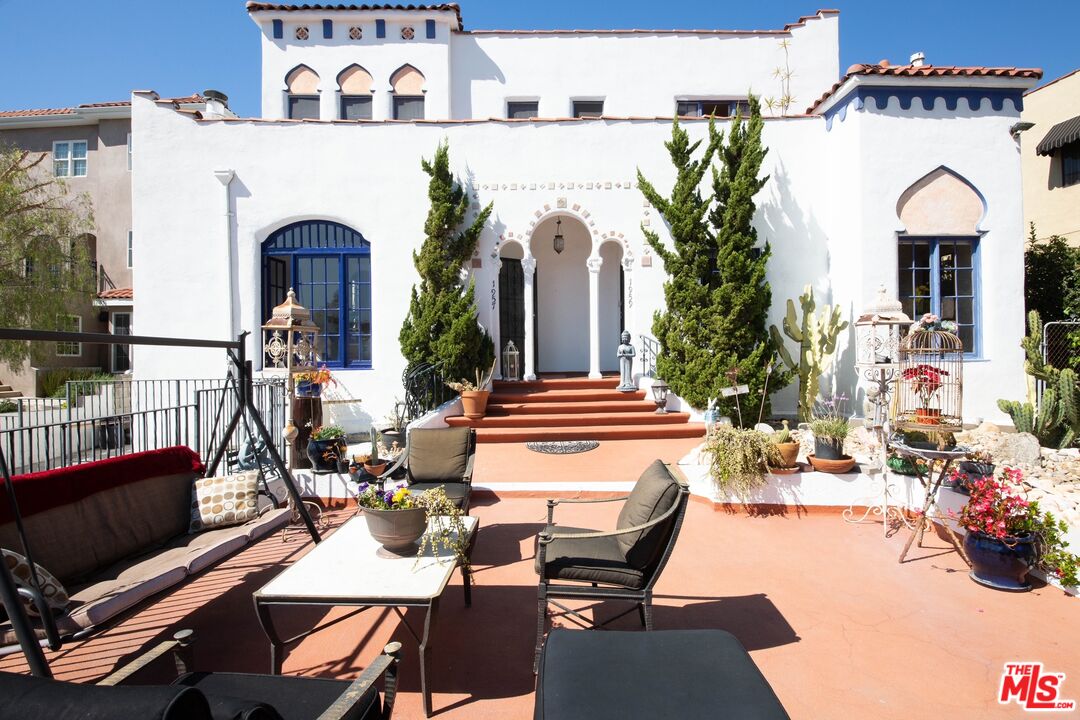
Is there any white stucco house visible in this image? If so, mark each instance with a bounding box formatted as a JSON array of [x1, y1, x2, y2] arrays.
[[130, 3, 1041, 430]]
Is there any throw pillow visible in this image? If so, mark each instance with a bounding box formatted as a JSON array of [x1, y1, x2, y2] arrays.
[[189, 471, 260, 533], [1, 548, 70, 618]]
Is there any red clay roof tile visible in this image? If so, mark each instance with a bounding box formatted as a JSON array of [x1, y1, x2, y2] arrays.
[[806, 64, 1043, 114], [98, 288, 134, 300], [0, 95, 203, 119]]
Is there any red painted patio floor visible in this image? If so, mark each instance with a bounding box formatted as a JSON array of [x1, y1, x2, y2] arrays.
[[3, 493, 1077, 719]]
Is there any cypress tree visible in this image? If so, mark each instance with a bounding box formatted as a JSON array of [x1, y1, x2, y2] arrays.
[[637, 117, 721, 410], [707, 96, 790, 419], [399, 140, 494, 382]]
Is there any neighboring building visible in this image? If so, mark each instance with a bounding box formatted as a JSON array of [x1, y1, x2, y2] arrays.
[[130, 4, 1039, 427], [0, 96, 201, 396], [1021, 68, 1080, 244]]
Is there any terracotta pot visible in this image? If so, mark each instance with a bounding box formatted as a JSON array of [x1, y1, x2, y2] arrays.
[[364, 462, 387, 478], [807, 454, 856, 474], [362, 507, 428, 557], [915, 407, 942, 425], [964, 531, 1036, 592], [460, 389, 491, 419], [774, 441, 800, 469]]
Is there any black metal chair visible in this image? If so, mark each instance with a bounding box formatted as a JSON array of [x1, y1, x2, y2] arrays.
[[534, 628, 790, 720], [533, 460, 690, 671], [379, 427, 476, 513], [0, 629, 402, 720]]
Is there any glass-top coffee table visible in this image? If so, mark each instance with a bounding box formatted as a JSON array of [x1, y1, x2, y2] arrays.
[[253, 514, 479, 717]]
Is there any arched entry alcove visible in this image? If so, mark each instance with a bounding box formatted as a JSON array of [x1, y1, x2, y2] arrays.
[[530, 215, 590, 372], [497, 242, 527, 380], [597, 240, 624, 372]]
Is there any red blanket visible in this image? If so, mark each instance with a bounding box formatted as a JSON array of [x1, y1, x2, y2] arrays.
[[0, 446, 204, 524]]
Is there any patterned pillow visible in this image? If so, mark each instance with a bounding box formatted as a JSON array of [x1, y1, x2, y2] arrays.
[[189, 471, 261, 533], [1, 548, 69, 618]]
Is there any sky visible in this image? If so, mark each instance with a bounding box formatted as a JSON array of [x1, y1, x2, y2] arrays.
[[2, 0, 1078, 118]]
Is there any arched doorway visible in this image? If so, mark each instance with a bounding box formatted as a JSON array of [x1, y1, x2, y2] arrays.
[[597, 241, 624, 373], [530, 215, 590, 373], [498, 242, 527, 380]]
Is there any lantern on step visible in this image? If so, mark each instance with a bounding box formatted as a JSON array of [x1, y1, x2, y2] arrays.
[[855, 287, 910, 426], [894, 314, 964, 433], [502, 340, 521, 381], [651, 378, 670, 415], [262, 287, 320, 393]]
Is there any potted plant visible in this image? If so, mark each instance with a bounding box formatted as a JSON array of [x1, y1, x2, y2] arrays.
[[364, 430, 387, 477], [953, 449, 994, 494], [294, 364, 336, 398], [807, 397, 855, 472], [306, 425, 347, 473], [955, 467, 1079, 591], [902, 363, 949, 425], [447, 359, 496, 420], [885, 451, 923, 476], [381, 400, 407, 450], [770, 420, 800, 471], [702, 426, 783, 500], [354, 482, 469, 561]]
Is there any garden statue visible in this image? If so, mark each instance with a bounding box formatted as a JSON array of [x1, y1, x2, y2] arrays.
[[617, 331, 636, 392]]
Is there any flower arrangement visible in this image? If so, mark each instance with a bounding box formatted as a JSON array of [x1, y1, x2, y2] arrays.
[[354, 482, 470, 565], [902, 363, 950, 408], [310, 425, 346, 441], [295, 364, 337, 387], [702, 426, 782, 499], [356, 481, 416, 510], [910, 313, 958, 334], [955, 468, 1078, 586]]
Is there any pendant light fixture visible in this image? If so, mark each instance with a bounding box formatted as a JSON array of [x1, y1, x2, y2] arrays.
[[552, 217, 565, 255]]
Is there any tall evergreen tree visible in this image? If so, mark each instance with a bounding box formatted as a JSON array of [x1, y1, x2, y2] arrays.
[[637, 117, 720, 410], [399, 141, 494, 382], [707, 96, 789, 418]]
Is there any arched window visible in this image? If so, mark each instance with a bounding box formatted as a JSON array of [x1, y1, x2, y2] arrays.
[[390, 64, 425, 120], [262, 220, 372, 367], [285, 65, 321, 120], [337, 64, 373, 120]]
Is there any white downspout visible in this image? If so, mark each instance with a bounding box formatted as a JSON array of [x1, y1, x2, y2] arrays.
[[213, 170, 237, 342]]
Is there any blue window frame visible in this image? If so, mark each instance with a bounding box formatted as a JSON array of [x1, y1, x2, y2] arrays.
[[272, 19, 283, 38], [262, 221, 372, 368], [425, 19, 436, 38], [898, 236, 980, 355], [376, 19, 386, 38]]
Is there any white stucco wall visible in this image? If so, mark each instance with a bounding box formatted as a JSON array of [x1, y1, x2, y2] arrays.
[[131, 77, 1029, 431]]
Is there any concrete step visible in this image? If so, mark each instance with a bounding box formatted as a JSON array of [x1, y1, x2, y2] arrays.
[[0, 390, 21, 399], [447, 411, 690, 429], [489, 389, 647, 404], [493, 376, 619, 392], [487, 399, 658, 415], [474, 423, 707, 443]]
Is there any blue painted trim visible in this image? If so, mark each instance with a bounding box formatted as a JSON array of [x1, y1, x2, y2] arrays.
[[426, 19, 436, 39], [376, 19, 385, 38], [272, 19, 283, 39], [323, 19, 332, 38], [823, 85, 1025, 131]]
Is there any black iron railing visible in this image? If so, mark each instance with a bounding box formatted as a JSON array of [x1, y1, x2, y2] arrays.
[[402, 361, 452, 423], [640, 334, 660, 378]]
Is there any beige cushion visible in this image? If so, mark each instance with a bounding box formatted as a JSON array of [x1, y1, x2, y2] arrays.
[[615, 460, 681, 569], [58, 551, 189, 633], [0, 472, 194, 585], [189, 472, 260, 533], [1, 548, 69, 617], [408, 428, 471, 484]]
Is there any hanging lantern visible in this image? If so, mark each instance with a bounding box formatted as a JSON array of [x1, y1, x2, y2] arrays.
[[502, 340, 521, 381], [552, 217, 565, 255], [894, 315, 964, 432], [855, 286, 911, 370], [262, 288, 320, 376]]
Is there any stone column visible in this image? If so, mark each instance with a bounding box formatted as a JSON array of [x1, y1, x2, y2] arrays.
[[522, 254, 537, 381], [587, 255, 603, 379]]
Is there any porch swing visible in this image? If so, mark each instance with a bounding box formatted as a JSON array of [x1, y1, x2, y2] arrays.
[[0, 326, 321, 677]]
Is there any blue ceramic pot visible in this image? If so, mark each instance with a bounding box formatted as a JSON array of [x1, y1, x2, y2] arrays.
[[296, 380, 322, 398], [306, 438, 346, 473], [964, 531, 1037, 592]]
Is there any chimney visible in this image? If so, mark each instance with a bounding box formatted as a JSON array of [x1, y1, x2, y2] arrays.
[[909, 52, 926, 67], [202, 89, 232, 119]]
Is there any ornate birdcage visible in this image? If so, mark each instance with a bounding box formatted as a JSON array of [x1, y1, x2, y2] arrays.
[[894, 316, 964, 432]]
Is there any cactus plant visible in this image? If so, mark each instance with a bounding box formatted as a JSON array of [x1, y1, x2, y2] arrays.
[[770, 286, 849, 421], [370, 426, 380, 463], [998, 311, 1080, 448]]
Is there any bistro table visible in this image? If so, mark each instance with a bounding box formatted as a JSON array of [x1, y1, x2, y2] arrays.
[[890, 439, 971, 565], [253, 514, 479, 717]]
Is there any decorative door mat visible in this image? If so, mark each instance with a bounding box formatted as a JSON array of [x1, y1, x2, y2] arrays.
[[526, 440, 600, 454]]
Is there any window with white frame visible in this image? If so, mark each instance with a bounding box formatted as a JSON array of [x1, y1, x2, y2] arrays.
[[676, 100, 751, 118], [127, 230, 133, 268], [53, 140, 88, 177], [56, 315, 82, 357], [572, 100, 604, 118], [507, 101, 539, 119]]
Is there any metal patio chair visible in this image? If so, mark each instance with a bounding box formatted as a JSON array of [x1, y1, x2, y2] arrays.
[[379, 427, 476, 513]]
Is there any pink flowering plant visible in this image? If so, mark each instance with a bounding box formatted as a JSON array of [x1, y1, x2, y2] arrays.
[[955, 467, 1079, 586]]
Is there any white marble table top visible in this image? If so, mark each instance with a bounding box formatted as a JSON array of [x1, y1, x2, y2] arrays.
[[256, 514, 478, 603]]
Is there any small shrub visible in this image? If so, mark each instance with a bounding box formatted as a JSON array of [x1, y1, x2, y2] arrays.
[[311, 425, 346, 441], [0, 400, 17, 413], [703, 426, 782, 500]]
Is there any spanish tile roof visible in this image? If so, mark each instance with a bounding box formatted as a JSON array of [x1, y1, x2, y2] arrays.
[[0, 95, 204, 119], [98, 288, 134, 300], [806, 63, 1044, 114], [245, 2, 464, 31]]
